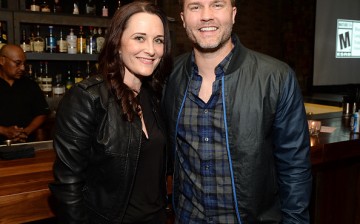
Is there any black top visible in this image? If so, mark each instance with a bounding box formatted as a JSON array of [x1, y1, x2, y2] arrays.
[[122, 86, 167, 223], [0, 77, 49, 142]]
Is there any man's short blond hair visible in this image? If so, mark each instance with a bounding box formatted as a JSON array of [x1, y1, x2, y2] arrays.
[[179, 0, 236, 9]]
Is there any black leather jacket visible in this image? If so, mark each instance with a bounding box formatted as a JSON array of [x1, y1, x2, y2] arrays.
[[162, 35, 312, 223], [49, 76, 167, 223]]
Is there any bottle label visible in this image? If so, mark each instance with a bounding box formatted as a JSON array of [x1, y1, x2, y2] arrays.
[[46, 37, 57, 52], [102, 7, 108, 17], [67, 35, 77, 54], [53, 86, 65, 95], [96, 37, 105, 52], [33, 41, 45, 52], [58, 39, 68, 53], [21, 43, 31, 52], [31, 5, 40, 12]]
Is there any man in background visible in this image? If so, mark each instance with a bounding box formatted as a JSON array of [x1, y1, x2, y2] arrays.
[[0, 44, 49, 143]]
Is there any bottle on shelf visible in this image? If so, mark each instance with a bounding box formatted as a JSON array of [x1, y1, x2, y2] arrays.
[[26, 64, 34, 80], [86, 26, 96, 54], [73, 0, 80, 15], [85, 61, 91, 79], [65, 66, 75, 91], [20, 29, 31, 52], [30, 0, 40, 12], [29, 30, 36, 52], [117, 1, 121, 10], [40, 0, 51, 12], [101, 0, 108, 17], [0, 22, 8, 50], [46, 26, 57, 53], [36, 61, 43, 89], [53, 0, 63, 13], [41, 61, 53, 97], [57, 29, 67, 53], [66, 28, 77, 54], [85, 0, 96, 15], [74, 66, 84, 83], [96, 27, 105, 53], [33, 25, 45, 53], [52, 73, 65, 97], [77, 26, 86, 54]]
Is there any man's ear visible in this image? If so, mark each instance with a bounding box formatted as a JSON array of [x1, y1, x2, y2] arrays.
[[180, 12, 186, 28]]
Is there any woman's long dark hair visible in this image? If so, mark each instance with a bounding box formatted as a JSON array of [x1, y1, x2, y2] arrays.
[[98, 1, 172, 122]]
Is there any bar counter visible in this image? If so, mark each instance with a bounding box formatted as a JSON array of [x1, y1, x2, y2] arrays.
[[0, 112, 359, 224]]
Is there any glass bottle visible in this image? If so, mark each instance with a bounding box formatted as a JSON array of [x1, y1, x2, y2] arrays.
[[96, 27, 105, 53], [117, 1, 121, 10], [73, 0, 80, 15], [66, 28, 77, 54], [33, 25, 45, 53], [85, 0, 96, 15], [53, 0, 63, 13], [86, 26, 96, 54], [74, 66, 83, 83], [36, 61, 43, 88], [57, 29, 67, 53], [26, 64, 34, 80], [20, 29, 31, 52], [46, 26, 57, 53], [52, 73, 65, 97], [101, 0, 108, 17], [85, 60, 92, 79], [65, 66, 75, 91], [77, 26, 86, 54], [30, 0, 40, 12], [41, 61, 53, 97], [40, 0, 50, 12], [29, 30, 36, 52], [0, 22, 8, 50]]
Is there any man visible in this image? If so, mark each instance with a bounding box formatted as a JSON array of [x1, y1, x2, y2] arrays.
[[162, 0, 312, 223], [0, 44, 49, 144]]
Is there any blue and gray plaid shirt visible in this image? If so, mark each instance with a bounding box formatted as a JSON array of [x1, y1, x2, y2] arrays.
[[176, 49, 238, 224]]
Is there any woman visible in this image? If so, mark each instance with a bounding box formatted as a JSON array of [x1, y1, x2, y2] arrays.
[[49, 2, 172, 223]]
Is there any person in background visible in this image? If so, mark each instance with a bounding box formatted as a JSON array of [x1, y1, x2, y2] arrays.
[[0, 44, 49, 144], [162, 0, 312, 223], [49, 2, 172, 223]]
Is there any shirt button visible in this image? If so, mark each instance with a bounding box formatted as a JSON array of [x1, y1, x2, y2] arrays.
[[204, 109, 208, 114], [204, 137, 209, 142]]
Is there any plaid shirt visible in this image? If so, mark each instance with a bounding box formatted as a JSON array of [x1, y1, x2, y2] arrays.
[[175, 50, 238, 224]]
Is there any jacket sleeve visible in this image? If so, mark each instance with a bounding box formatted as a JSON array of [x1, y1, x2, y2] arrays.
[[49, 86, 97, 223], [272, 71, 312, 224]]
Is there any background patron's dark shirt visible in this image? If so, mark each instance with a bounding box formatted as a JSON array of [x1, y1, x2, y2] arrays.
[[0, 77, 49, 142]]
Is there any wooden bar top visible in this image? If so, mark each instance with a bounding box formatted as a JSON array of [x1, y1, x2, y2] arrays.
[[0, 149, 55, 224]]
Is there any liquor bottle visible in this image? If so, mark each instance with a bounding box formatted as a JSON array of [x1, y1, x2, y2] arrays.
[[85, 0, 96, 15], [33, 25, 45, 53], [117, 1, 121, 10], [36, 62, 43, 89], [65, 66, 75, 90], [77, 26, 86, 54], [52, 73, 65, 97], [29, 30, 36, 52], [73, 0, 80, 15], [0, 22, 8, 50], [20, 29, 31, 52], [86, 26, 96, 54], [30, 0, 40, 12], [85, 60, 92, 79], [74, 66, 83, 83], [41, 61, 53, 97], [46, 26, 57, 53], [26, 64, 34, 80], [57, 29, 67, 53], [53, 0, 63, 13], [66, 28, 77, 54], [40, 0, 51, 12], [96, 27, 105, 53], [101, 0, 108, 17]]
